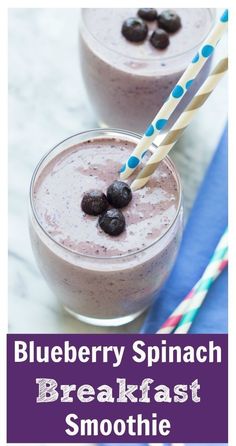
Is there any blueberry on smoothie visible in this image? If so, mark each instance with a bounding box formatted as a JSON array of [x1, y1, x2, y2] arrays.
[[107, 180, 132, 208], [99, 209, 126, 236], [81, 191, 109, 216], [122, 18, 148, 42], [150, 29, 169, 49], [138, 8, 158, 22], [157, 10, 182, 33]]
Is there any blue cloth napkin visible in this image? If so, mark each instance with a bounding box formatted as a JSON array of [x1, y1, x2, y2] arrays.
[[141, 124, 228, 334], [99, 127, 228, 446]]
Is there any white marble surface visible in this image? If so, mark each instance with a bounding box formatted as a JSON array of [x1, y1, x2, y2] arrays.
[[9, 8, 227, 335]]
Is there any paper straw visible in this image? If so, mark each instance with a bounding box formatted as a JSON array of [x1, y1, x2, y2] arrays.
[[157, 282, 202, 334], [157, 228, 228, 335], [159, 252, 228, 334], [174, 256, 228, 333], [131, 57, 228, 191], [120, 9, 228, 180]]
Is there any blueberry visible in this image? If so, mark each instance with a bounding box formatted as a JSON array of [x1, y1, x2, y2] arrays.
[[81, 191, 109, 216], [107, 181, 132, 208], [99, 209, 126, 236], [138, 8, 158, 21], [122, 17, 148, 42], [150, 29, 169, 49], [157, 10, 181, 33]]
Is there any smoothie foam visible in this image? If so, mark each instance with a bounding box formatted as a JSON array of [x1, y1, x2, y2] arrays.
[[33, 138, 179, 257], [82, 8, 212, 69], [80, 8, 214, 132], [30, 131, 183, 325]]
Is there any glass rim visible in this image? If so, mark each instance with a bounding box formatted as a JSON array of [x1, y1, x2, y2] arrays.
[[30, 128, 183, 261], [80, 8, 216, 66]]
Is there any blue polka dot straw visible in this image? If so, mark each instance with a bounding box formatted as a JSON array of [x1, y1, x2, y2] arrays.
[[120, 9, 228, 181], [131, 57, 228, 191]]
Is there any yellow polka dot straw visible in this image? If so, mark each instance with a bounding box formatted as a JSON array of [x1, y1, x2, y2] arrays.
[[120, 9, 228, 181], [131, 57, 228, 191]]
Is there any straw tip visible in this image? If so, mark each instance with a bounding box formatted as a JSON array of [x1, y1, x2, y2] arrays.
[[120, 170, 130, 180], [131, 181, 139, 192], [131, 176, 149, 191]]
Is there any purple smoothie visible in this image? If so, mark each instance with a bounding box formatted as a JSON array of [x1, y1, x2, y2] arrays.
[[79, 8, 215, 133], [29, 130, 183, 326]]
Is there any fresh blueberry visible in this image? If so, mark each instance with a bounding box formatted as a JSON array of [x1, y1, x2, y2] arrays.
[[122, 17, 148, 42], [157, 10, 182, 33], [81, 191, 109, 216], [99, 209, 126, 236], [150, 29, 169, 49], [138, 8, 158, 21], [107, 181, 132, 208]]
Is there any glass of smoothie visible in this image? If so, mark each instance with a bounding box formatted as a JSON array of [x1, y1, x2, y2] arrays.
[[29, 129, 183, 326], [79, 8, 215, 133]]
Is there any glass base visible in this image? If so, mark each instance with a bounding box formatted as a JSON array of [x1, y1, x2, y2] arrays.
[[64, 306, 147, 327]]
